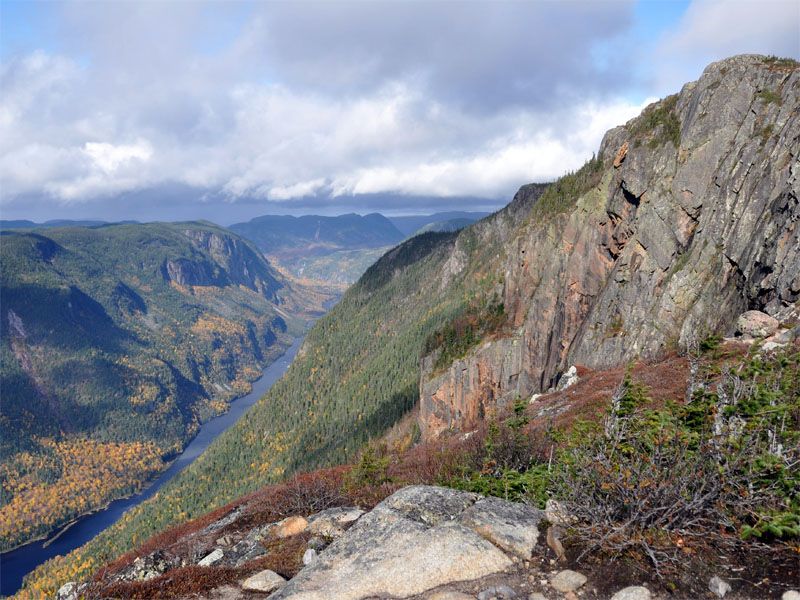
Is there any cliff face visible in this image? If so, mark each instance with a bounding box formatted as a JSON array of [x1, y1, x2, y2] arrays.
[[161, 227, 283, 300], [420, 55, 799, 439]]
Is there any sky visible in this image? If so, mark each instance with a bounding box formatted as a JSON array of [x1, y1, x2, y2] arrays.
[[0, 0, 798, 224]]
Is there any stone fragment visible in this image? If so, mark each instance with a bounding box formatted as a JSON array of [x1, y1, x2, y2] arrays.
[[528, 594, 547, 600], [307, 506, 364, 538], [302, 548, 318, 566], [556, 366, 579, 391], [241, 569, 286, 593], [550, 570, 587, 593], [198, 548, 224, 567], [736, 310, 779, 338], [782, 592, 800, 600], [273, 515, 308, 538], [477, 584, 517, 599], [56, 582, 78, 600], [459, 496, 544, 559], [708, 575, 732, 598], [610, 586, 652, 600]]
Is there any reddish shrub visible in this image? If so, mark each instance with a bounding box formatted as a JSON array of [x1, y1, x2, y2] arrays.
[[94, 565, 249, 599]]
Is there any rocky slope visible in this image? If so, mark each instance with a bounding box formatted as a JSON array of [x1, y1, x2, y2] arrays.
[[59, 480, 800, 599], [419, 54, 799, 439]]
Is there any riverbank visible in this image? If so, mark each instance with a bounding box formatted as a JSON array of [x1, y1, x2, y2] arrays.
[[0, 337, 306, 597]]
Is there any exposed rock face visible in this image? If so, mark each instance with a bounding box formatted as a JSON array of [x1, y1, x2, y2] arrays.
[[161, 227, 283, 300], [269, 486, 543, 600], [420, 55, 800, 439], [420, 336, 525, 439], [550, 570, 588, 593]]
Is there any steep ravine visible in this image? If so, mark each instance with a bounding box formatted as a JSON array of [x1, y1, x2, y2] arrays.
[[419, 54, 799, 439]]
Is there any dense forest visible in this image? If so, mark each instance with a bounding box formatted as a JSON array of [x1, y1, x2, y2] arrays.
[[0, 222, 302, 550]]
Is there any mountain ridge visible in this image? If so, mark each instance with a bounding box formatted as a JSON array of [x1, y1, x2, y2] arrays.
[[14, 54, 800, 598]]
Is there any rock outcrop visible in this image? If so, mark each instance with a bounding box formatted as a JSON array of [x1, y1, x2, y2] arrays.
[[160, 227, 283, 300], [270, 486, 525, 600], [420, 55, 800, 439]]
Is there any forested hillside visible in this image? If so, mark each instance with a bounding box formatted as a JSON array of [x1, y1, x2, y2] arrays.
[[0, 222, 302, 551], [17, 54, 800, 597]]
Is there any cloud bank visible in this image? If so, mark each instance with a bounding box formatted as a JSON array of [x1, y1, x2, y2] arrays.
[[0, 0, 797, 221]]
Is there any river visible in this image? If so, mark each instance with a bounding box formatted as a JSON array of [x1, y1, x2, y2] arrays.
[[0, 337, 305, 596]]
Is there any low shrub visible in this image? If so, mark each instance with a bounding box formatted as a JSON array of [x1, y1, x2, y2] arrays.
[[552, 347, 800, 577]]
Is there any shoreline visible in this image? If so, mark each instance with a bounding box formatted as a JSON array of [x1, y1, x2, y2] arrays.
[[1, 335, 298, 558]]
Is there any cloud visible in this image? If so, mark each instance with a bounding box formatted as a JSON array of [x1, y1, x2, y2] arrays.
[[239, 1, 636, 112], [1, 0, 792, 223], [652, 0, 800, 94], [84, 140, 152, 174]]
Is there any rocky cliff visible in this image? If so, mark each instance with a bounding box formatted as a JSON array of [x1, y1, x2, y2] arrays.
[[175, 227, 283, 300], [420, 55, 799, 439]]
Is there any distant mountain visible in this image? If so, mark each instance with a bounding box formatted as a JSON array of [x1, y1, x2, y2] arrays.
[[0, 221, 304, 551], [0, 219, 136, 229], [229, 213, 404, 254], [230, 211, 489, 287], [31, 56, 800, 598], [388, 211, 489, 236], [412, 217, 477, 236]]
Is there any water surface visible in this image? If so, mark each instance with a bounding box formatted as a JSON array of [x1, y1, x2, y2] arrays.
[[0, 337, 304, 596]]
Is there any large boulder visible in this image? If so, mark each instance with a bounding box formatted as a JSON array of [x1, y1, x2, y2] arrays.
[[736, 310, 779, 338], [268, 486, 543, 600]]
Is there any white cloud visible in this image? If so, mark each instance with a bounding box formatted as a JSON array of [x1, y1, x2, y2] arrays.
[[1, 0, 793, 221], [83, 140, 153, 174], [652, 0, 799, 95], [0, 43, 655, 211]]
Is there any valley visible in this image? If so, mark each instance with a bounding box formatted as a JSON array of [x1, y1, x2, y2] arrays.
[[0, 337, 303, 596], [231, 212, 488, 286], [0, 221, 316, 554], [12, 54, 799, 599]]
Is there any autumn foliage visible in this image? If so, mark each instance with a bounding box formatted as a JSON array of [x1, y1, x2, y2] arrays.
[[0, 438, 163, 550]]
